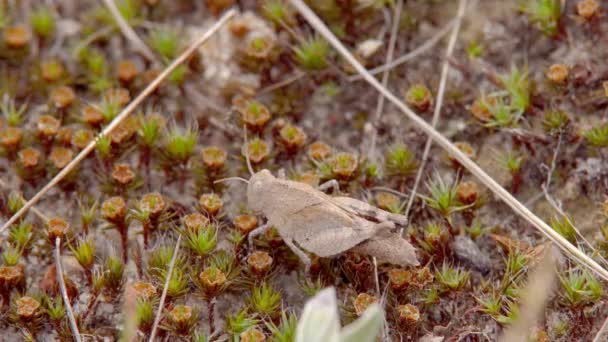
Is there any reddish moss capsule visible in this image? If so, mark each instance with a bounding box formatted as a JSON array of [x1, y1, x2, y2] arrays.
[[0, 265, 24, 289], [41, 59, 65, 82], [116, 59, 139, 83], [201, 146, 227, 169], [0, 127, 22, 148], [449, 142, 476, 168], [388, 268, 413, 291], [240, 326, 266, 342], [330, 153, 358, 179], [546, 64, 569, 84], [183, 213, 209, 232], [244, 35, 275, 60], [112, 163, 135, 185], [411, 266, 434, 289], [104, 88, 131, 107], [397, 304, 420, 326], [242, 138, 270, 164], [37, 115, 61, 137], [16, 296, 40, 320], [577, 0, 600, 19], [199, 193, 223, 216], [279, 124, 307, 151], [71, 129, 94, 150], [353, 293, 378, 316], [205, 0, 235, 16], [469, 96, 495, 122], [238, 98, 271, 130], [128, 281, 157, 300], [56, 127, 73, 145], [3, 26, 30, 49], [308, 141, 332, 160], [457, 181, 479, 205], [140, 192, 165, 218], [199, 266, 226, 295], [168, 305, 193, 332], [109, 121, 135, 144], [375, 193, 401, 212], [247, 251, 273, 275], [50, 85, 76, 109], [82, 105, 104, 127], [234, 215, 257, 235], [297, 171, 320, 187], [102, 196, 127, 223], [18, 148, 41, 168], [405, 83, 432, 112], [47, 217, 69, 241], [49, 147, 73, 169]]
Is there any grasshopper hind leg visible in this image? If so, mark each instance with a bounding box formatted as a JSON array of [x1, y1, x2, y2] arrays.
[[284, 238, 312, 274], [248, 223, 271, 248]]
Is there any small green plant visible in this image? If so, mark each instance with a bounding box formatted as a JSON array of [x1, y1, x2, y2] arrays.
[[96, 135, 112, 161], [518, 0, 561, 37], [585, 124, 608, 147], [466, 40, 484, 59], [2, 245, 21, 266], [543, 110, 569, 134], [499, 150, 524, 175], [30, 7, 55, 38], [465, 220, 491, 240], [69, 238, 96, 282], [183, 225, 218, 258], [43, 296, 66, 322], [500, 66, 530, 115], [148, 28, 181, 61], [9, 221, 32, 251], [158, 266, 189, 299], [294, 35, 330, 70], [435, 263, 470, 292], [226, 309, 260, 337], [550, 215, 577, 245], [559, 269, 604, 307], [1, 97, 27, 126], [103, 255, 125, 294], [164, 124, 198, 165], [135, 299, 155, 332], [262, 0, 294, 27], [420, 176, 469, 217], [267, 311, 297, 342], [385, 144, 418, 179], [495, 300, 520, 325], [249, 282, 282, 317], [79, 199, 98, 235], [477, 291, 503, 318], [138, 114, 162, 148]]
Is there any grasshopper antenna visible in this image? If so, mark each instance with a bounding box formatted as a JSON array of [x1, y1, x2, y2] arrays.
[[214, 177, 250, 184], [243, 126, 255, 176]]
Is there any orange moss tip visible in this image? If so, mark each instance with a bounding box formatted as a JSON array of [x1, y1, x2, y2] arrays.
[[56, 127, 73, 145], [104, 87, 131, 107], [546, 64, 569, 84], [37, 115, 61, 137], [308, 141, 332, 160], [18, 147, 41, 168], [388, 268, 412, 291], [50, 85, 76, 109], [297, 171, 320, 187], [404, 83, 433, 112], [375, 192, 400, 211], [247, 251, 273, 274], [101, 196, 127, 222], [169, 304, 193, 323], [40, 59, 65, 82], [47, 217, 69, 240], [112, 163, 136, 185], [469, 96, 495, 122], [577, 0, 600, 19], [128, 281, 157, 300], [245, 35, 275, 59], [16, 296, 40, 320], [279, 124, 307, 150], [205, 0, 235, 16], [49, 147, 74, 169], [201, 146, 227, 169], [3, 26, 30, 49], [116, 59, 139, 83], [240, 326, 266, 342], [238, 99, 271, 130], [397, 304, 420, 325], [140, 192, 166, 217], [353, 293, 378, 316], [199, 193, 223, 216], [82, 105, 104, 126], [449, 142, 476, 166], [330, 152, 358, 179], [457, 181, 479, 205], [183, 213, 209, 232], [71, 129, 94, 150], [234, 215, 257, 234], [0, 126, 22, 147], [199, 266, 227, 294], [0, 265, 24, 287], [242, 138, 270, 164]]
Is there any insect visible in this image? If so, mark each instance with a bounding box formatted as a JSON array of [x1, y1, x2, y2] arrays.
[[219, 147, 419, 271]]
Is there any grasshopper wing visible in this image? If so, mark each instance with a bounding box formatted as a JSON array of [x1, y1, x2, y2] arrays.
[[278, 202, 377, 257], [332, 196, 408, 227]]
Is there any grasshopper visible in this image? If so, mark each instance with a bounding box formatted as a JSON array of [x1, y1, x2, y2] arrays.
[[220, 155, 419, 270]]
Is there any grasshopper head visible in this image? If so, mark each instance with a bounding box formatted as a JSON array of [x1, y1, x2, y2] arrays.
[[247, 169, 274, 213]]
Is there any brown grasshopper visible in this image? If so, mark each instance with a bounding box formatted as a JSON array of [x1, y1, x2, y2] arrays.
[[221, 165, 419, 271]]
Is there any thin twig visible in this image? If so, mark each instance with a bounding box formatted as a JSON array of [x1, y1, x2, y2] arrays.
[[288, 0, 608, 281], [347, 19, 457, 82], [101, 0, 158, 63], [0, 179, 48, 223], [0, 9, 237, 233], [55, 237, 82, 342], [148, 235, 182, 342], [256, 71, 307, 96], [401, 0, 467, 235], [593, 313, 608, 342], [367, 0, 403, 163]]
